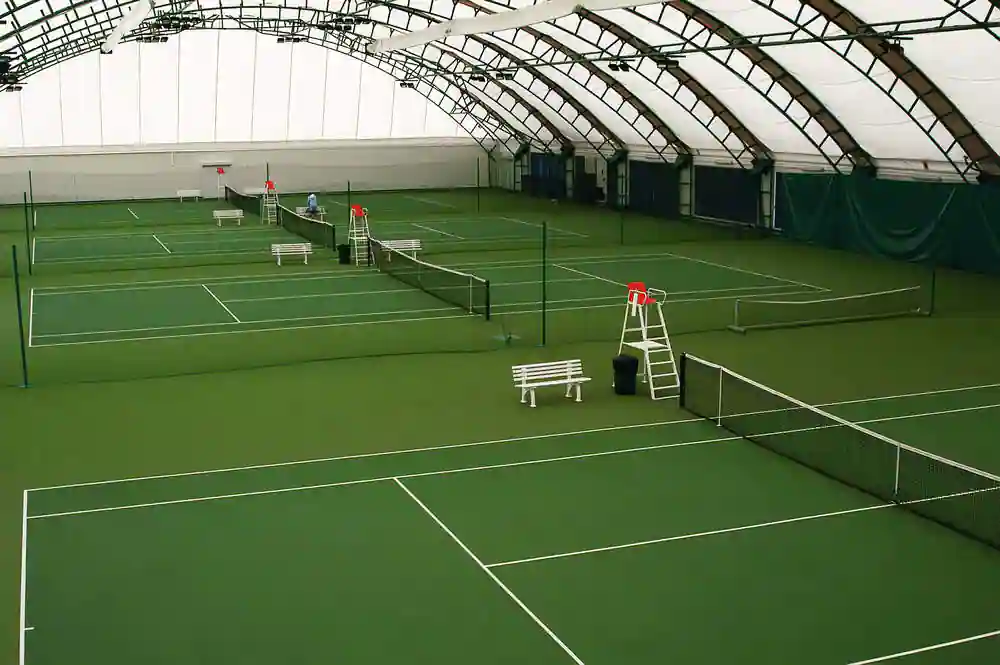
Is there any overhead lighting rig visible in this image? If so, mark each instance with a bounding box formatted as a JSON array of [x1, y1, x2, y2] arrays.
[[277, 36, 305, 43], [608, 60, 629, 72], [495, 71, 515, 81]]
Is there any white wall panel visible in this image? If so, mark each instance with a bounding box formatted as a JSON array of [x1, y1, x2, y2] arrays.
[[322, 52, 361, 138], [178, 31, 219, 143], [139, 42, 179, 144], [424, 105, 463, 138], [59, 56, 103, 147], [251, 37, 293, 141], [287, 44, 327, 141], [100, 43, 141, 146], [356, 66, 395, 139], [390, 86, 429, 137], [0, 92, 24, 149], [20, 67, 63, 147], [215, 31, 256, 142]]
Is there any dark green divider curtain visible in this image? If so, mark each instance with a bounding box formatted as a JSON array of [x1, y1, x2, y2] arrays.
[[628, 160, 680, 218], [693, 165, 759, 224], [526, 153, 566, 199], [776, 172, 1000, 275], [572, 156, 599, 204]]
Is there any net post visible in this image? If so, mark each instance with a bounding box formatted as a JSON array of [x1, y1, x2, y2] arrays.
[[716, 365, 724, 427], [540, 221, 547, 346], [11, 246, 29, 388], [27, 170, 34, 212], [677, 353, 687, 409], [22, 192, 32, 276], [347, 181, 352, 212], [893, 443, 901, 501], [476, 158, 481, 213], [266, 162, 270, 184], [484, 279, 491, 321]]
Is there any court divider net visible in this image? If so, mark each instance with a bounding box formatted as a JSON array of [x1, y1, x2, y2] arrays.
[[678, 352, 1000, 551], [276, 206, 335, 249], [224, 186, 261, 218], [730, 286, 927, 333], [368, 237, 490, 320]]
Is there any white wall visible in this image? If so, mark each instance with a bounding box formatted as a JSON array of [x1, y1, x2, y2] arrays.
[[0, 138, 489, 203]]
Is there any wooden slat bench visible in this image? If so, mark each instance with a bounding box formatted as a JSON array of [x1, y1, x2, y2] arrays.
[[295, 206, 327, 220], [213, 209, 244, 227], [512, 359, 591, 408], [271, 242, 313, 266], [177, 189, 202, 201], [379, 238, 422, 258]]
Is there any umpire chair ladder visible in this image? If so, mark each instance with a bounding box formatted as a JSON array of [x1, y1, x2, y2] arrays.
[[617, 283, 678, 400]]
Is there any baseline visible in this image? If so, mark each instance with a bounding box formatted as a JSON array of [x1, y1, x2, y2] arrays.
[[846, 630, 1000, 664]]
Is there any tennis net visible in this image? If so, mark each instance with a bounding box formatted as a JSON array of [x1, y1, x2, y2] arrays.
[[678, 353, 1000, 551], [730, 286, 926, 333], [277, 206, 335, 248], [224, 186, 261, 218], [369, 237, 490, 320]]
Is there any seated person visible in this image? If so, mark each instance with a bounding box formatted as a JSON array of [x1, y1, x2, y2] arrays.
[[306, 193, 320, 217]]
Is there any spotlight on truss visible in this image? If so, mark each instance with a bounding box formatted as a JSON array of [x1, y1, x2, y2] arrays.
[[495, 72, 515, 81], [5, 85, 23, 92], [652, 55, 681, 70], [470, 74, 487, 82], [608, 61, 629, 72], [399, 80, 416, 89], [277, 36, 305, 43]]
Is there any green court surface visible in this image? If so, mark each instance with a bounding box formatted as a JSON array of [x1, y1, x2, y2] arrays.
[[21, 384, 1000, 665]]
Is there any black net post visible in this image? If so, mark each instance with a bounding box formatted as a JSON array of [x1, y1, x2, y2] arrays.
[[28, 170, 34, 212], [677, 353, 688, 409], [11, 246, 29, 388], [22, 192, 32, 275], [266, 162, 270, 184], [476, 158, 481, 213], [541, 221, 547, 346], [347, 181, 352, 212]]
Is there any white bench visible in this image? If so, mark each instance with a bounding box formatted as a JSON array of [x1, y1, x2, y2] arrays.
[[271, 242, 313, 265], [295, 206, 327, 220], [213, 209, 244, 227], [177, 189, 202, 201], [379, 238, 422, 258], [512, 359, 591, 408]]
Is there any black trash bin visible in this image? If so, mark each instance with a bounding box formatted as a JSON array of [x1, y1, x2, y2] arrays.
[[613, 354, 640, 395], [337, 244, 351, 265]]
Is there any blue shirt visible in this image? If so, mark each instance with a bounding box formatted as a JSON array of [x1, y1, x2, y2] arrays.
[[307, 194, 318, 212]]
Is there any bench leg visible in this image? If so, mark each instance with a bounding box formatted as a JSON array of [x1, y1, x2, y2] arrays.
[[277, 255, 281, 266], [564, 383, 573, 398], [304, 254, 309, 265], [575, 383, 582, 403], [529, 389, 536, 408], [520, 387, 528, 404]]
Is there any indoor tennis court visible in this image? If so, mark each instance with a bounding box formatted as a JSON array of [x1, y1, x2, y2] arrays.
[[20, 379, 1000, 665], [27, 250, 821, 347]]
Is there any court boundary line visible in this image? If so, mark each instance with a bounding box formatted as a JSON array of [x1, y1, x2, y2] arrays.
[[201, 284, 240, 323], [656, 249, 824, 291], [485, 486, 999, 569], [26, 382, 1000, 492], [500, 216, 589, 239], [553, 263, 626, 288], [27, 249, 822, 295], [395, 478, 586, 665], [846, 629, 1000, 664], [152, 234, 171, 254], [403, 194, 457, 209], [127, 208, 138, 219], [25, 401, 1000, 518], [487, 503, 894, 568], [411, 222, 463, 239], [18, 490, 27, 665], [29, 286, 813, 345]]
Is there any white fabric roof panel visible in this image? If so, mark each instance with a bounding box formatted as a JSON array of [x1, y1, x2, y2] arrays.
[[0, 0, 997, 179]]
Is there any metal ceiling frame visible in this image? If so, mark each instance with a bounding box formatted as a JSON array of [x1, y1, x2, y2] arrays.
[[756, 0, 1000, 180]]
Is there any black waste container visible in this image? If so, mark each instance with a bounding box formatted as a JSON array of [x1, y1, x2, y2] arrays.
[[337, 244, 351, 265], [613, 354, 640, 395]]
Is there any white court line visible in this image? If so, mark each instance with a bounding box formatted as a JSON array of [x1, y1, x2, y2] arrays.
[[553, 263, 626, 288], [29, 288, 810, 344], [127, 208, 138, 219], [152, 234, 171, 254], [404, 194, 457, 209], [487, 503, 894, 568], [25, 383, 1000, 491], [395, 478, 586, 665], [35, 247, 266, 264], [486, 486, 1000, 569], [846, 630, 1000, 664], [658, 249, 825, 291], [26, 402, 1000, 517], [30, 237, 35, 266], [201, 284, 240, 323], [36, 227, 280, 241], [27, 289, 34, 348], [18, 491, 27, 665], [411, 222, 464, 239], [500, 216, 589, 238]]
